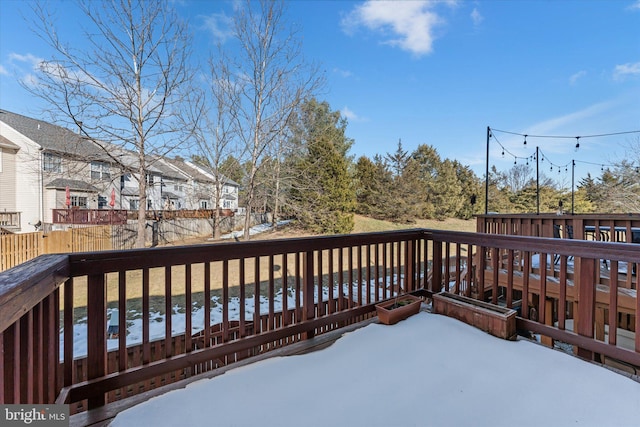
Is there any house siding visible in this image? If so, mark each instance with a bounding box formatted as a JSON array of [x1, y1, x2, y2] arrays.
[[1, 122, 42, 231], [0, 146, 17, 212]]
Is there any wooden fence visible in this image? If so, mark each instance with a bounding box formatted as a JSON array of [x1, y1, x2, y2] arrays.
[[0, 226, 114, 272]]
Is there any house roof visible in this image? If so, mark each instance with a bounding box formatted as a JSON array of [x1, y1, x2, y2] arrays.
[[164, 157, 213, 183], [188, 161, 240, 187], [0, 109, 110, 161], [45, 178, 100, 193], [149, 157, 188, 181]]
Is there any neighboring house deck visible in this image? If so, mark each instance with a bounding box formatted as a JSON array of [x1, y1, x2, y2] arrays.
[[0, 109, 241, 231], [1, 216, 638, 426]]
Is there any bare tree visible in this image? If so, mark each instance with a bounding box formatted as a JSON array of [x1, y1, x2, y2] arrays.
[[25, 0, 196, 247], [186, 45, 240, 239], [229, 0, 323, 240]]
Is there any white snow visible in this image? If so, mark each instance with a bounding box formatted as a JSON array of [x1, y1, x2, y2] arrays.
[[110, 311, 640, 427]]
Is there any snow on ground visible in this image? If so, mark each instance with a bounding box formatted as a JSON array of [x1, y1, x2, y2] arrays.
[[110, 311, 640, 427], [220, 219, 292, 240], [63, 274, 406, 359]]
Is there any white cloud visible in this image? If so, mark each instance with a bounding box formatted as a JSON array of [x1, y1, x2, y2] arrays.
[[341, 1, 458, 56], [470, 8, 483, 26], [9, 52, 43, 69], [613, 61, 640, 81], [569, 70, 586, 85], [627, 0, 640, 11], [333, 67, 353, 78], [341, 106, 366, 122], [0, 65, 8, 76], [21, 73, 40, 88], [527, 100, 617, 136], [201, 13, 234, 42]]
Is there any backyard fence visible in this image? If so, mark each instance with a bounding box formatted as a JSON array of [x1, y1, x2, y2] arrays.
[[0, 215, 249, 271], [0, 226, 115, 271]]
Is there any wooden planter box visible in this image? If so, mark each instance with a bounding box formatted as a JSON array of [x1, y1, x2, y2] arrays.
[[433, 292, 517, 340], [375, 294, 423, 325]]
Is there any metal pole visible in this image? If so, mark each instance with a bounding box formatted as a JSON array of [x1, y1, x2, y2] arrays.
[[536, 146, 540, 215], [571, 160, 575, 214], [485, 126, 490, 214]]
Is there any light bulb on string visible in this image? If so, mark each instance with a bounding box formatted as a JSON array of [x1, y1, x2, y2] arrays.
[[575, 136, 580, 151], [523, 135, 527, 146], [502, 149, 505, 157]]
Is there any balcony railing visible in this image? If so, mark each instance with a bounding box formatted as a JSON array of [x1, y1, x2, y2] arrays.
[[0, 211, 20, 230], [477, 213, 640, 243], [1, 228, 638, 424], [52, 209, 235, 225], [53, 209, 128, 225]]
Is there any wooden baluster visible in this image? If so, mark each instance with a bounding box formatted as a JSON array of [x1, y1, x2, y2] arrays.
[[432, 241, 442, 295], [575, 258, 596, 361], [222, 260, 229, 341], [204, 262, 211, 347], [239, 258, 246, 337], [303, 251, 315, 339], [164, 267, 172, 358], [327, 250, 334, 314], [86, 273, 106, 408]]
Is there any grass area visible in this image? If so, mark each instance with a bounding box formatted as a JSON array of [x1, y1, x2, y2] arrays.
[[351, 214, 475, 234]]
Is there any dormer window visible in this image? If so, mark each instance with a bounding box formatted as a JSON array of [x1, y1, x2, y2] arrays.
[[43, 153, 62, 173], [91, 161, 111, 180]]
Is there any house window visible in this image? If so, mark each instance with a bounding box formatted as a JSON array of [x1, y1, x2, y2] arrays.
[[71, 196, 87, 208], [91, 162, 111, 180], [98, 195, 107, 209], [43, 153, 62, 173], [200, 200, 209, 209], [129, 199, 139, 210]]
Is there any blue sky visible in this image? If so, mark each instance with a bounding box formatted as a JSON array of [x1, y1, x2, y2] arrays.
[[1, 0, 639, 185]]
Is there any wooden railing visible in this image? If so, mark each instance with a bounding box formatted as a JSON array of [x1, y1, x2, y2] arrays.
[[53, 209, 129, 225], [0, 211, 20, 230], [477, 213, 640, 243], [1, 228, 638, 422]]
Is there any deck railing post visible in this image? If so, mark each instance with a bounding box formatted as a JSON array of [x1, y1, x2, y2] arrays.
[[86, 273, 107, 408], [406, 239, 415, 292], [431, 241, 442, 294], [575, 257, 596, 361], [303, 251, 315, 339]]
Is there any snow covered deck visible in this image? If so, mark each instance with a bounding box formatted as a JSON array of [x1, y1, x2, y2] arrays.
[[109, 311, 640, 427]]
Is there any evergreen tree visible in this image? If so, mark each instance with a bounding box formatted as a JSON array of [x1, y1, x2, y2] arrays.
[[287, 99, 355, 234]]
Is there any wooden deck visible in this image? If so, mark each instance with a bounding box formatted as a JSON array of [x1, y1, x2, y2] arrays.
[[2, 224, 639, 425]]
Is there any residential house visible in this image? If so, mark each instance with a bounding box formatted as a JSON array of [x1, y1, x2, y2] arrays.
[[162, 157, 239, 211], [0, 109, 242, 232], [0, 109, 119, 232]]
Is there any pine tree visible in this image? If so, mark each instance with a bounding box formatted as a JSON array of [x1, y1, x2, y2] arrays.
[[287, 99, 355, 234]]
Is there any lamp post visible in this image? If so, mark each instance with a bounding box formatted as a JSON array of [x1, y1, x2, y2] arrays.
[[571, 160, 575, 214], [484, 126, 490, 214], [536, 146, 540, 215]]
